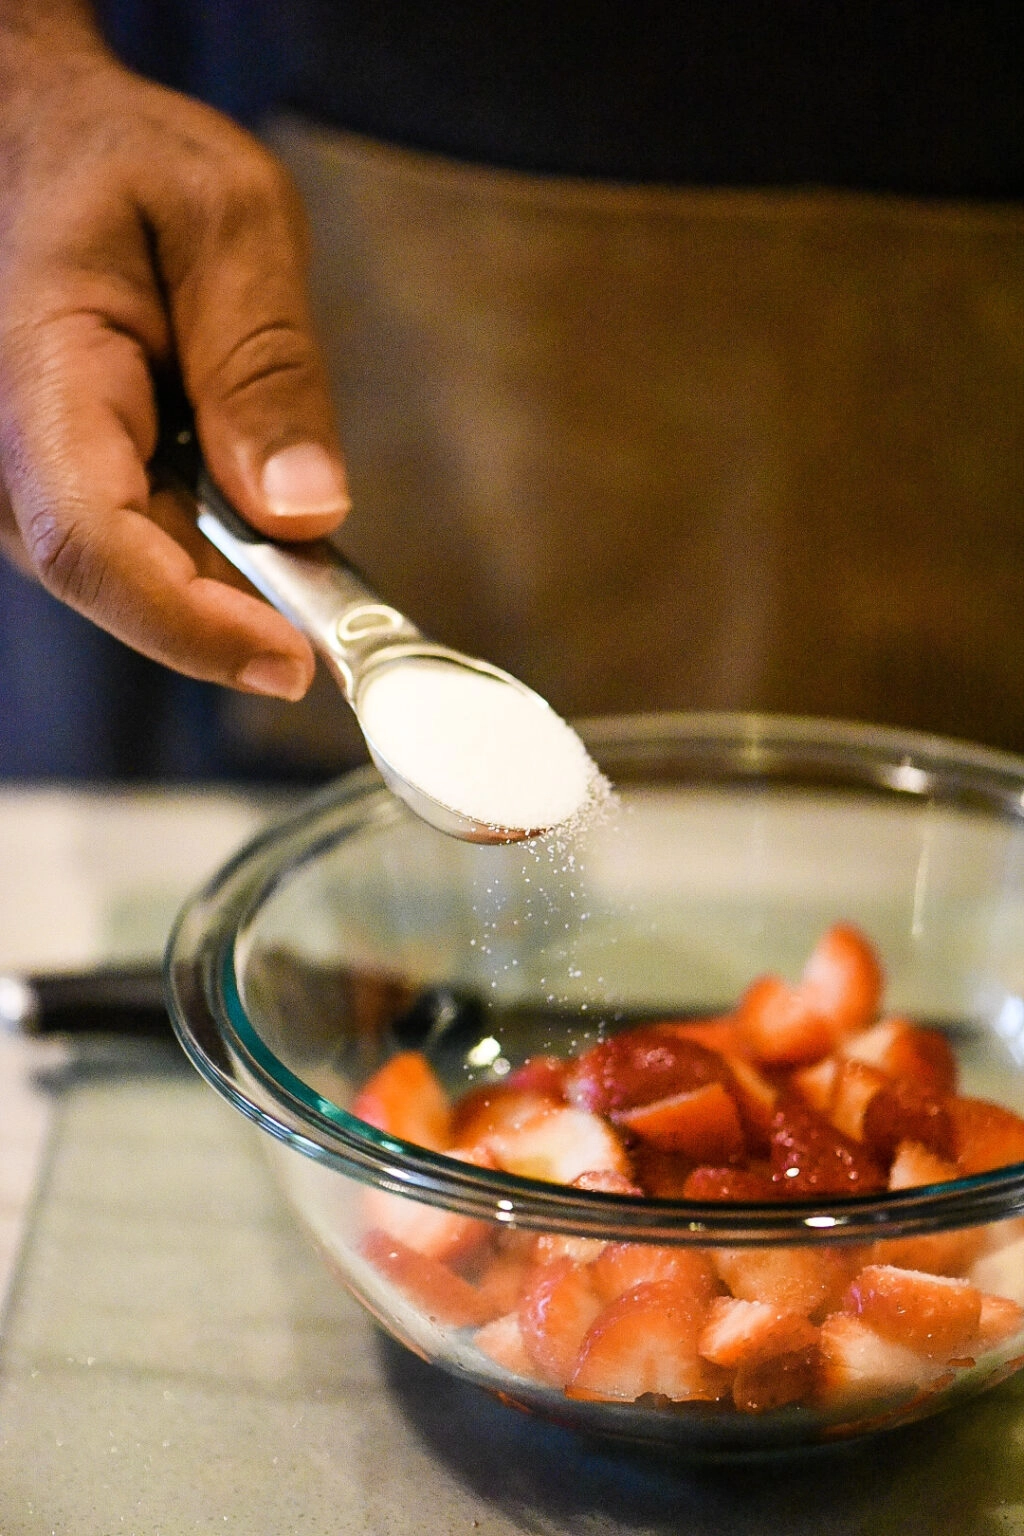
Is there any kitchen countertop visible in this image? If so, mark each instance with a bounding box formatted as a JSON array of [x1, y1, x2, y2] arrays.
[[2, 787, 1024, 1534]]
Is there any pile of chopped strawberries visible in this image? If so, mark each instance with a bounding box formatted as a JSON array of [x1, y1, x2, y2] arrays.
[[351, 923, 1024, 1417]]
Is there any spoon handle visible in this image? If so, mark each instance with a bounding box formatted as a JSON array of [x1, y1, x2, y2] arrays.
[[195, 477, 423, 700]]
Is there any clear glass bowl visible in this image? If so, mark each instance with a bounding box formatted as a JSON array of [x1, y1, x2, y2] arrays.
[[166, 713, 1024, 1456]]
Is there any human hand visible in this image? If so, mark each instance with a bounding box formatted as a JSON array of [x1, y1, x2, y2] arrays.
[[0, 16, 349, 699]]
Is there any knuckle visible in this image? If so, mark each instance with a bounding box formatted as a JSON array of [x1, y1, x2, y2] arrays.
[[201, 320, 322, 411], [26, 508, 106, 611]]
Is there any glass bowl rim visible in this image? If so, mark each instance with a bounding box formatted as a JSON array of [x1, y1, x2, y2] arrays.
[[164, 710, 1024, 1246]]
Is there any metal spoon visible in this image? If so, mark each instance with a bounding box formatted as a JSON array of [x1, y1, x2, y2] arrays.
[[159, 410, 582, 844]]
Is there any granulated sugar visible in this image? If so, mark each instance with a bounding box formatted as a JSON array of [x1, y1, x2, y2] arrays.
[[358, 658, 608, 835]]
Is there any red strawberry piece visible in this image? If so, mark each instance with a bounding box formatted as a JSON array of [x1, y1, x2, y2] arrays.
[[713, 1244, 856, 1318], [816, 1311, 940, 1406], [735, 975, 834, 1067], [473, 1248, 533, 1319], [791, 1054, 840, 1115], [485, 1105, 631, 1185], [518, 1257, 603, 1385], [769, 1096, 886, 1197], [615, 1081, 746, 1162], [732, 1342, 821, 1414], [722, 1052, 779, 1150], [352, 1050, 452, 1151], [949, 1096, 1024, 1175], [473, 1312, 540, 1377], [630, 1144, 696, 1198], [452, 1084, 563, 1145], [861, 1080, 955, 1164], [682, 1165, 781, 1202], [973, 1292, 1024, 1351], [564, 1026, 728, 1115], [829, 1059, 890, 1142], [590, 1241, 718, 1307], [887, 1138, 959, 1191], [799, 923, 883, 1037], [504, 1054, 570, 1097], [567, 1280, 725, 1403], [841, 1018, 956, 1098], [844, 1264, 983, 1360], [362, 1143, 495, 1263], [656, 1016, 746, 1056], [571, 1168, 643, 1195], [698, 1295, 819, 1369], [360, 1229, 489, 1327]]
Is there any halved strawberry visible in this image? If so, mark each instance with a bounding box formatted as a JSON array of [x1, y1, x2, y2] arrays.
[[733, 1343, 821, 1414], [972, 1292, 1024, 1352], [614, 1081, 745, 1163], [518, 1257, 603, 1385], [735, 975, 834, 1067], [723, 1053, 779, 1149], [769, 1096, 886, 1197], [791, 1054, 840, 1114], [361, 1144, 495, 1263], [360, 1229, 488, 1327], [452, 1084, 562, 1145], [590, 1242, 718, 1307], [564, 1026, 728, 1115], [799, 923, 883, 1037], [816, 1311, 939, 1406], [567, 1280, 725, 1403], [712, 1244, 855, 1318], [503, 1054, 570, 1097], [843, 1264, 982, 1360], [351, 1050, 452, 1151], [861, 1080, 955, 1164], [532, 1168, 643, 1263], [657, 1016, 745, 1056], [485, 1105, 631, 1186], [969, 1232, 1024, 1306], [473, 1312, 539, 1377], [841, 1018, 956, 1098], [887, 1138, 959, 1191], [829, 1059, 890, 1142], [698, 1295, 819, 1369], [949, 1096, 1024, 1175]]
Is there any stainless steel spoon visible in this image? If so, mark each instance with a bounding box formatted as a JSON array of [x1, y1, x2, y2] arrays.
[[160, 407, 583, 843]]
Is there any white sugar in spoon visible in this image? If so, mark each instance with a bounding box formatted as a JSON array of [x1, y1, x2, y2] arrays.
[[188, 466, 600, 844]]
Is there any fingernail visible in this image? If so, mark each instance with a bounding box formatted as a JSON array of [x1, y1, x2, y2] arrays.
[[237, 654, 309, 701], [261, 444, 350, 518]]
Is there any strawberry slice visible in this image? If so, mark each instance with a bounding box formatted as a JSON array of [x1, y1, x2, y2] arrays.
[[352, 1050, 452, 1150], [504, 1054, 570, 1097], [452, 1084, 563, 1145], [792, 1054, 840, 1115], [698, 1295, 819, 1369], [564, 1026, 728, 1115], [733, 1342, 821, 1414], [887, 1138, 959, 1191], [769, 1096, 886, 1197], [485, 1105, 630, 1185], [656, 1016, 745, 1056], [360, 1229, 489, 1327], [861, 1079, 955, 1164], [817, 1312, 940, 1406], [713, 1244, 855, 1318], [518, 1257, 603, 1385], [614, 1080, 745, 1162], [473, 1312, 539, 1377], [590, 1242, 718, 1306], [844, 1264, 982, 1359], [682, 1165, 781, 1202], [949, 1096, 1024, 1175], [723, 1053, 779, 1149], [841, 1017, 956, 1098], [362, 1144, 495, 1263], [969, 1232, 1024, 1306], [473, 1247, 533, 1319], [735, 975, 834, 1067], [829, 1059, 890, 1142], [567, 1280, 725, 1403], [973, 1292, 1024, 1352], [799, 923, 883, 1037]]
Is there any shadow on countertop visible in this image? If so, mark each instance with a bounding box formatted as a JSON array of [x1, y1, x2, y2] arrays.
[[377, 1330, 1024, 1535]]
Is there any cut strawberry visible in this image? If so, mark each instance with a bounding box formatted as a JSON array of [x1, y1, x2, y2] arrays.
[[769, 1096, 886, 1197], [841, 1018, 956, 1098], [829, 1059, 890, 1142], [816, 1311, 939, 1406], [631, 1144, 696, 1198], [485, 1105, 631, 1185], [504, 1054, 570, 1097], [713, 1244, 855, 1318], [473, 1247, 533, 1318], [473, 1312, 540, 1377], [861, 1080, 955, 1164], [733, 1344, 821, 1414], [949, 1096, 1024, 1175], [698, 1295, 819, 1369], [887, 1138, 959, 1191], [735, 975, 834, 1067], [969, 1232, 1024, 1306], [723, 1053, 779, 1149], [564, 1026, 729, 1115], [360, 1229, 488, 1327], [361, 1144, 494, 1263], [452, 1084, 563, 1145], [518, 1257, 603, 1385], [567, 1280, 725, 1403], [533, 1167, 643, 1260], [792, 1054, 840, 1115], [973, 1292, 1024, 1352], [590, 1242, 718, 1306], [657, 1016, 745, 1056], [799, 923, 883, 1037], [615, 1081, 745, 1162], [844, 1264, 982, 1360], [351, 1050, 452, 1151], [682, 1165, 781, 1202]]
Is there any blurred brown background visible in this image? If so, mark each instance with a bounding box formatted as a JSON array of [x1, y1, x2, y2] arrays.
[[221, 120, 1023, 772]]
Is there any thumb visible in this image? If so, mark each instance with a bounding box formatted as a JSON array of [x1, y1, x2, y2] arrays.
[[152, 135, 350, 542]]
